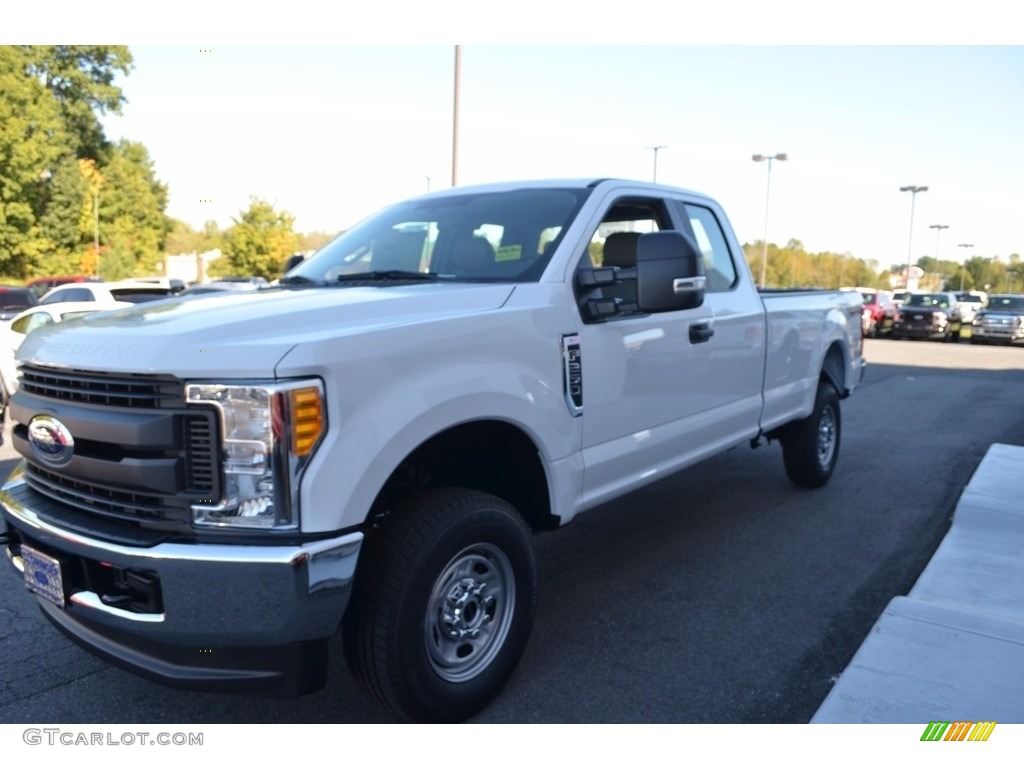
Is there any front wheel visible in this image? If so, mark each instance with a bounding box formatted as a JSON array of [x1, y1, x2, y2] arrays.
[[779, 381, 841, 488], [343, 488, 537, 722]]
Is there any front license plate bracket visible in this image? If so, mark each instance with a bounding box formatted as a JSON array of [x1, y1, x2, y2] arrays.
[[21, 544, 66, 609]]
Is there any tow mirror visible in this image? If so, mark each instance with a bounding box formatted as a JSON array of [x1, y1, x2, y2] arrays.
[[636, 231, 706, 312]]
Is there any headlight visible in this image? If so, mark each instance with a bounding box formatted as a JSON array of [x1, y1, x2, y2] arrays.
[[186, 380, 326, 531]]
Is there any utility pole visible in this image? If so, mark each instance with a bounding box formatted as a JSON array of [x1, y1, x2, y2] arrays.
[[451, 45, 461, 188], [899, 185, 928, 290], [646, 145, 667, 183]]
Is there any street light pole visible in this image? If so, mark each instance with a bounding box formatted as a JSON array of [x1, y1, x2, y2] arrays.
[[752, 153, 787, 288], [929, 223, 948, 286], [93, 187, 100, 276], [646, 145, 667, 183], [451, 45, 461, 188], [958, 243, 974, 291], [899, 185, 928, 290]]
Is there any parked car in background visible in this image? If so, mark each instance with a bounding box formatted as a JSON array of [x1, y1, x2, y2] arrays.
[[26, 275, 102, 299], [892, 290, 910, 307], [130, 276, 187, 294], [0, 286, 39, 322], [843, 287, 895, 338], [970, 294, 1024, 345], [40, 279, 179, 306], [1, 301, 130, 399], [891, 291, 963, 342], [178, 279, 268, 297], [954, 290, 988, 324]]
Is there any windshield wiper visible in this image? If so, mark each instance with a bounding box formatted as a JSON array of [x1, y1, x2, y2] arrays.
[[279, 275, 324, 286], [335, 270, 443, 282]]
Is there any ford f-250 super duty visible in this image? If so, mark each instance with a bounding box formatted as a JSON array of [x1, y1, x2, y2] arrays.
[[1, 178, 864, 722]]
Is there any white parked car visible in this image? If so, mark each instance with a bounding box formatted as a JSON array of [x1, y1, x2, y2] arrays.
[[0, 301, 130, 399], [954, 290, 988, 324], [39, 279, 178, 306]]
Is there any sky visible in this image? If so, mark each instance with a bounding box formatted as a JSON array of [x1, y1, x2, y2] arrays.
[[7, 6, 1024, 271]]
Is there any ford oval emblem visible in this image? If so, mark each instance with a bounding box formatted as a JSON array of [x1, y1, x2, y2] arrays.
[[27, 415, 76, 466]]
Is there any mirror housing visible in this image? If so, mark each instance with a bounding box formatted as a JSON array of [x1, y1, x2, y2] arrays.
[[636, 231, 706, 312]]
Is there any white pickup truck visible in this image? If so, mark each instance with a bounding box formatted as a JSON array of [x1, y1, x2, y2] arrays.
[[1, 178, 864, 722]]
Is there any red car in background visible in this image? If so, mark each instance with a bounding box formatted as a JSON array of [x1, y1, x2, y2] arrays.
[[843, 287, 896, 337]]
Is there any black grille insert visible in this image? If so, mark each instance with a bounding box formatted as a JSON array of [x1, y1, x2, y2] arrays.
[[19, 365, 184, 409], [25, 463, 190, 524]]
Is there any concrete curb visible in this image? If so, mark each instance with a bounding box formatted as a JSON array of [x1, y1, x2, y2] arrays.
[[812, 443, 1024, 723]]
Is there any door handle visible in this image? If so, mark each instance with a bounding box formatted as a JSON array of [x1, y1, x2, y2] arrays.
[[689, 322, 714, 344]]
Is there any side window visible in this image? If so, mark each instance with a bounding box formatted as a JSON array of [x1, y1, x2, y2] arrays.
[[574, 197, 672, 321], [683, 204, 738, 292], [10, 315, 31, 334], [14, 313, 55, 335], [42, 287, 92, 304]]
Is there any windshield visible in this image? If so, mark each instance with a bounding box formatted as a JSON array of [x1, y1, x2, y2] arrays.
[[905, 293, 950, 308], [985, 295, 1024, 311], [288, 188, 589, 284]]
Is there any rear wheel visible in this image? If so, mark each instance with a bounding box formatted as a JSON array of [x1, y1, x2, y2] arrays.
[[780, 381, 841, 488], [343, 488, 536, 723]]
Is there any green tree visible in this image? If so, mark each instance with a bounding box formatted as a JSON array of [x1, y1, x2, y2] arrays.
[[743, 239, 885, 289], [213, 198, 297, 280], [166, 218, 223, 256], [38, 155, 87, 255], [0, 46, 74, 277], [97, 140, 172, 279], [22, 45, 133, 160], [0, 45, 144, 279], [295, 230, 337, 253]]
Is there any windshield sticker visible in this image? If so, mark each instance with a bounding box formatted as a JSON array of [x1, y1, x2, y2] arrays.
[[496, 245, 522, 262]]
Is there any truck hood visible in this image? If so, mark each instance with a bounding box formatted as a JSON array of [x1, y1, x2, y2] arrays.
[[17, 283, 516, 377]]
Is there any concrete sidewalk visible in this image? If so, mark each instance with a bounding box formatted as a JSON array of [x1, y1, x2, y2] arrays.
[[812, 442, 1024, 724]]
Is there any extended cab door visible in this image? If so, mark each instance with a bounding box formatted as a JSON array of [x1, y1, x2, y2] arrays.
[[572, 193, 717, 508], [671, 199, 766, 451]]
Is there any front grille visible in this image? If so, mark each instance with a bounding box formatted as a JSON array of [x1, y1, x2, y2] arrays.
[[13, 366, 221, 532], [26, 463, 189, 524], [19, 365, 184, 409]]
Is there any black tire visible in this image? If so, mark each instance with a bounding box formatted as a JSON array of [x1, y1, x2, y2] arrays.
[[780, 381, 841, 488], [343, 487, 537, 723]]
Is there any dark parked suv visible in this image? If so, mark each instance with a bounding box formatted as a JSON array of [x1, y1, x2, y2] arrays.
[[0, 285, 39, 321], [891, 291, 963, 342]]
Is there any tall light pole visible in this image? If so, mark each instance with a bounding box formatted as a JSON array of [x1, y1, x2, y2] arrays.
[[451, 45, 461, 188], [958, 243, 974, 291], [93, 187, 100, 276], [646, 145, 667, 183], [752, 153, 787, 288], [899, 185, 928, 290], [424, 176, 432, 193], [929, 223, 948, 286]]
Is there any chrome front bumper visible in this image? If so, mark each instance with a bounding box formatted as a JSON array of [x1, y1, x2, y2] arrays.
[[2, 474, 363, 695]]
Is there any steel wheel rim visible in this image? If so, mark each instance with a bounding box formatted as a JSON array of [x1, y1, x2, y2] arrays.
[[425, 543, 516, 683], [817, 404, 837, 468]]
